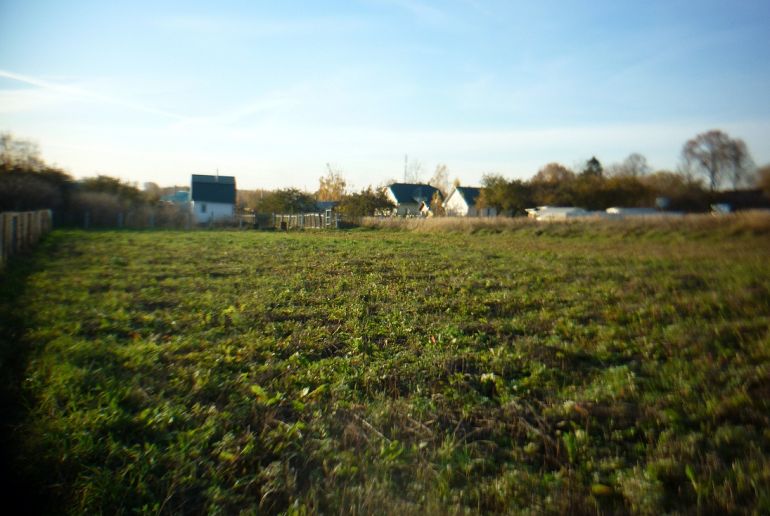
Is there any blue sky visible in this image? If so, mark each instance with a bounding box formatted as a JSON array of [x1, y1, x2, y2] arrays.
[[1, 0, 769, 190]]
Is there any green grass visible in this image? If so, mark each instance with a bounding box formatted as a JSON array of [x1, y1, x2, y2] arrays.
[[2, 225, 769, 514]]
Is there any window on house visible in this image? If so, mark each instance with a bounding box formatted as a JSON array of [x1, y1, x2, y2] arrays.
[[201, 203, 207, 213]]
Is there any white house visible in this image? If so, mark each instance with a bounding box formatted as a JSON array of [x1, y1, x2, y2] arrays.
[[444, 186, 497, 217], [190, 174, 236, 224], [384, 183, 441, 216]]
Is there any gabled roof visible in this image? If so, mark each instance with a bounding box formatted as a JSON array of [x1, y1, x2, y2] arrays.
[[451, 186, 482, 207], [191, 174, 236, 204], [387, 183, 440, 204]]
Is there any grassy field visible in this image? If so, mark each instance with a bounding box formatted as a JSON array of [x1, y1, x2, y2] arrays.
[[1, 221, 769, 514]]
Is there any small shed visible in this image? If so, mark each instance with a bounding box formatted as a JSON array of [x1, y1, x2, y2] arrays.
[[190, 174, 236, 223]]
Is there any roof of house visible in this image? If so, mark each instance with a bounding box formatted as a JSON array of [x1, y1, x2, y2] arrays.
[[316, 200, 338, 211], [387, 183, 440, 204], [450, 186, 482, 207], [191, 174, 236, 204], [160, 191, 190, 204]]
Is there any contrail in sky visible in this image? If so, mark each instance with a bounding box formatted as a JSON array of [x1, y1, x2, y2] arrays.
[[0, 68, 188, 121]]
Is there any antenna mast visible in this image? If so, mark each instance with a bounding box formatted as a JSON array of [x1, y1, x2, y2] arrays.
[[404, 154, 408, 182]]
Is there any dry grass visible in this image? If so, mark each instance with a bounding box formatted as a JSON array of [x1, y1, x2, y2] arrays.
[[361, 210, 770, 236]]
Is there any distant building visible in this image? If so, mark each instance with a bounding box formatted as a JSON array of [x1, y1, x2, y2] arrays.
[[444, 186, 497, 217], [160, 190, 190, 205], [315, 200, 339, 212], [384, 183, 441, 216], [190, 174, 236, 224]]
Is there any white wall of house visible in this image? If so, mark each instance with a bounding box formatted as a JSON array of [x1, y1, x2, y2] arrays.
[[384, 189, 420, 215], [396, 203, 422, 216], [191, 201, 234, 223], [444, 190, 470, 216], [444, 190, 497, 217], [475, 206, 497, 217], [384, 188, 399, 208]]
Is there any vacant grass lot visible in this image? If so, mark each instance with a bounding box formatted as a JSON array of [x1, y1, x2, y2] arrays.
[[2, 223, 769, 514]]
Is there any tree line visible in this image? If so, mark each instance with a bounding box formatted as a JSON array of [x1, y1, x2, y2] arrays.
[[3, 129, 770, 225], [477, 130, 770, 215], [0, 133, 396, 224], [236, 167, 395, 218], [0, 133, 193, 226]]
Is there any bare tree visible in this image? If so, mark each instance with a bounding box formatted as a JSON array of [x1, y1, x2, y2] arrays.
[[317, 164, 347, 201], [607, 153, 651, 177], [0, 132, 45, 170], [405, 159, 424, 183], [428, 163, 450, 196], [682, 130, 753, 190]]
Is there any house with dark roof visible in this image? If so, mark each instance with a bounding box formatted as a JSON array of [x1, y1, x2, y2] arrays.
[[444, 186, 497, 217], [190, 174, 236, 223], [384, 183, 441, 216]]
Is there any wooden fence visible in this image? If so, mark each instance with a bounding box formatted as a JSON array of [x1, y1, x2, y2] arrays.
[[0, 210, 53, 270], [273, 211, 340, 230]]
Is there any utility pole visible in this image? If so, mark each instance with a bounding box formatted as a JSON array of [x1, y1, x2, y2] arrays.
[[404, 154, 408, 182]]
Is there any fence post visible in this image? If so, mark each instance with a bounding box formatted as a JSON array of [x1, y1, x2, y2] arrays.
[[11, 214, 18, 254], [0, 210, 54, 268], [84, 211, 90, 229], [21, 212, 28, 251], [30, 211, 38, 245], [0, 213, 5, 269]]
